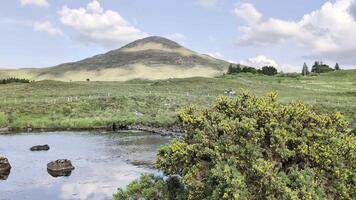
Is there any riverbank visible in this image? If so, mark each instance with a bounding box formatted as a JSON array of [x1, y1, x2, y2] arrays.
[[0, 124, 184, 137]]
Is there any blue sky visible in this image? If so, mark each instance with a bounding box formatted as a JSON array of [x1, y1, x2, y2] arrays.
[[1, 0, 355, 71]]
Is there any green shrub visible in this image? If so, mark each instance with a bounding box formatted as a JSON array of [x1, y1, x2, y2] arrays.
[[261, 66, 278, 76], [1, 77, 31, 84], [115, 92, 355, 200], [114, 174, 186, 200], [0, 112, 7, 127]]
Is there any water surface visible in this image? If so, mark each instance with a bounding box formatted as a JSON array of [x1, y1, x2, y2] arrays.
[[0, 131, 170, 200]]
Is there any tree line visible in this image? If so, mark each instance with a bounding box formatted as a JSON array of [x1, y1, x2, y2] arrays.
[[226, 61, 341, 77], [302, 61, 341, 76], [227, 64, 278, 76], [1, 77, 32, 84]]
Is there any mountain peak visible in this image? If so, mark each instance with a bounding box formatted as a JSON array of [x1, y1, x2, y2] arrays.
[[121, 36, 182, 50]]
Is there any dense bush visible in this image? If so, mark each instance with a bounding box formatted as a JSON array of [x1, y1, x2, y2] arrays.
[[261, 66, 278, 76], [241, 66, 259, 74], [311, 61, 334, 73], [1, 77, 31, 84], [227, 64, 260, 74], [114, 174, 186, 200], [227, 64, 277, 76], [227, 64, 242, 74], [115, 92, 355, 199]]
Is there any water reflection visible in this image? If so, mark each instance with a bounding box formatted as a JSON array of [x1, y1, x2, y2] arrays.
[[0, 169, 11, 180], [0, 131, 170, 200], [47, 169, 73, 178]]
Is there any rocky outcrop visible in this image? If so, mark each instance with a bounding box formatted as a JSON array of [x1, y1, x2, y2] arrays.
[[0, 156, 11, 180], [47, 159, 75, 177], [30, 144, 50, 151]]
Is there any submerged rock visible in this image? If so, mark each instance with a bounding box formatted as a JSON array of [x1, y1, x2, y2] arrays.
[[0, 156, 11, 180], [47, 159, 75, 177], [30, 144, 50, 151], [130, 160, 154, 167]]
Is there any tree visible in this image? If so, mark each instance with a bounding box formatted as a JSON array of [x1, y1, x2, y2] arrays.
[[227, 64, 234, 74], [115, 92, 356, 200], [311, 61, 319, 73], [241, 66, 258, 74], [227, 64, 242, 74], [261, 66, 278, 76], [302, 62, 309, 76], [311, 61, 334, 73], [335, 63, 340, 70]]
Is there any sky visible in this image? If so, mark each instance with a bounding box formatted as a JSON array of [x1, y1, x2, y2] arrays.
[[1, 0, 356, 72]]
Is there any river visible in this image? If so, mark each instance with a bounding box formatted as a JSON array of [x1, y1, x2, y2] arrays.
[[0, 131, 171, 200]]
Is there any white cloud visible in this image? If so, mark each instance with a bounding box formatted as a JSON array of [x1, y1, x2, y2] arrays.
[[196, 0, 220, 8], [278, 64, 300, 73], [33, 21, 63, 36], [240, 55, 278, 68], [59, 0, 148, 48], [20, 0, 49, 7], [164, 33, 187, 43], [234, 3, 262, 24], [234, 0, 356, 64]]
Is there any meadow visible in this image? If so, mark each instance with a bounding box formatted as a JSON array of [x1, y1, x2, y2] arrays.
[[0, 70, 355, 130]]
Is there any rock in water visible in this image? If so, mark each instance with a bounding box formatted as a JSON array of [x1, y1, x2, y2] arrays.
[[47, 159, 75, 177], [30, 144, 50, 151], [0, 156, 11, 180]]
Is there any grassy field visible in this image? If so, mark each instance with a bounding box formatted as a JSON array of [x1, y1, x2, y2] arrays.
[[0, 70, 355, 130]]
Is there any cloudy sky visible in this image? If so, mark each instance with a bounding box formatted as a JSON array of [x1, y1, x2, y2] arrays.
[[1, 0, 356, 71]]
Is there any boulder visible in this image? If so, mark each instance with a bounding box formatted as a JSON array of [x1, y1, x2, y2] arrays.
[[30, 144, 50, 151], [0, 156, 11, 180], [47, 159, 75, 177]]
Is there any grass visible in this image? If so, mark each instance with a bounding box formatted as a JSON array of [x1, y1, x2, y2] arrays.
[[0, 70, 355, 130]]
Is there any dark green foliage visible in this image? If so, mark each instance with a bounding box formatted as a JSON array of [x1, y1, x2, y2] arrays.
[[227, 64, 242, 74], [311, 61, 334, 73], [241, 66, 259, 74], [261, 66, 278, 76], [227, 64, 261, 75], [227, 65, 277, 76], [1, 77, 31, 84], [114, 174, 186, 200], [117, 92, 356, 200], [302, 63, 309, 76]]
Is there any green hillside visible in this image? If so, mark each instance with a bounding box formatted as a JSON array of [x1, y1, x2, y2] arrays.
[[0, 36, 229, 81], [0, 70, 355, 130]]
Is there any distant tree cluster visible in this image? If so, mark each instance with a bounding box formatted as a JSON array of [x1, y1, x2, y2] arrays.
[[302, 61, 341, 76], [227, 64, 278, 76], [1, 77, 32, 84], [261, 66, 278, 76]]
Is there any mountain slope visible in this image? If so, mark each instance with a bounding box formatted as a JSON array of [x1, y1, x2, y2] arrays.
[[1, 36, 229, 81]]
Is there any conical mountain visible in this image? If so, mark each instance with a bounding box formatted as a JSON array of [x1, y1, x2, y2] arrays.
[[0, 36, 230, 81]]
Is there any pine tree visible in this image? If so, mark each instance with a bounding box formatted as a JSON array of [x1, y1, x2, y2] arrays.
[[311, 61, 319, 73], [302, 62, 309, 76], [227, 63, 234, 74]]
